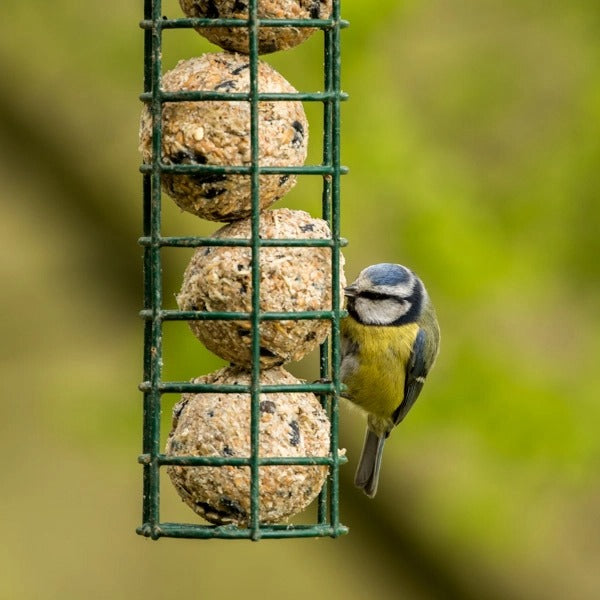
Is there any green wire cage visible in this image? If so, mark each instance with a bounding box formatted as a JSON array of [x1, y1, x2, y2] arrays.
[[138, 0, 349, 541]]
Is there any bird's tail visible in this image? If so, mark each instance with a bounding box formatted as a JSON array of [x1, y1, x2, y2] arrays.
[[354, 429, 386, 498]]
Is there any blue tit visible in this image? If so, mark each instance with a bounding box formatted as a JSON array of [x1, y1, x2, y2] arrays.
[[341, 263, 440, 497]]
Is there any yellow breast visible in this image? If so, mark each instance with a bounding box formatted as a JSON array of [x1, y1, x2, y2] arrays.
[[341, 318, 419, 421]]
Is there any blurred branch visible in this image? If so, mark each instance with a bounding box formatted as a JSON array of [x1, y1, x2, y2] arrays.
[[0, 53, 140, 304], [340, 470, 516, 600]]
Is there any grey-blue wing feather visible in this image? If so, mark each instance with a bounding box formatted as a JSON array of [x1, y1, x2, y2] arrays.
[[391, 328, 428, 426]]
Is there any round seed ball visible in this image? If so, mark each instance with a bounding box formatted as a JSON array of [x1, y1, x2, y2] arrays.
[[138, 53, 308, 222], [165, 365, 330, 526], [177, 208, 346, 367], [179, 0, 333, 55]]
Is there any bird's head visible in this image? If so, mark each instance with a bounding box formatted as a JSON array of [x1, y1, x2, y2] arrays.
[[344, 263, 425, 326]]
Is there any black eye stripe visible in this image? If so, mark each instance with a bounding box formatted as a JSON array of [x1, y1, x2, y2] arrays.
[[357, 291, 401, 301]]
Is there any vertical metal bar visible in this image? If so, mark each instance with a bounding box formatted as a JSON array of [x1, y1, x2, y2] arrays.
[[248, 0, 262, 542], [322, 26, 334, 225], [145, 0, 164, 538], [317, 338, 329, 525], [329, 0, 343, 534], [317, 23, 335, 526], [141, 0, 153, 531]]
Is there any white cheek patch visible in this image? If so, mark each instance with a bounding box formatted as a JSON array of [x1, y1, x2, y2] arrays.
[[355, 297, 410, 325]]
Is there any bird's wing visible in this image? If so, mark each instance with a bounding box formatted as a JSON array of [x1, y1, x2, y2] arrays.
[[391, 327, 428, 427], [339, 333, 359, 398]]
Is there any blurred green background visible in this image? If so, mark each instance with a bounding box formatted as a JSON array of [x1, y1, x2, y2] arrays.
[[2, 0, 599, 598]]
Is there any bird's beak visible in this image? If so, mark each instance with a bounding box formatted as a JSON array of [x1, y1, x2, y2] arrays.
[[344, 284, 358, 298]]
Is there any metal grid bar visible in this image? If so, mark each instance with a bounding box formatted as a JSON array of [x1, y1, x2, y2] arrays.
[[248, 0, 262, 540], [139, 164, 349, 174], [138, 0, 348, 541], [138, 236, 348, 247], [329, 0, 344, 530], [139, 91, 349, 101], [152, 523, 343, 539], [139, 309, 340, 320], [139, 17, 350, 29], [140, 382, 338, 394], [140, 455, 344, 467]]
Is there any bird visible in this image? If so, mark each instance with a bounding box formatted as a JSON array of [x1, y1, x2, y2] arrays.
[[340, 263, 440, 497]]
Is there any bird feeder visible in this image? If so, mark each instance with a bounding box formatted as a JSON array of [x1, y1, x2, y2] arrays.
[[138, 0, 348, 541]]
